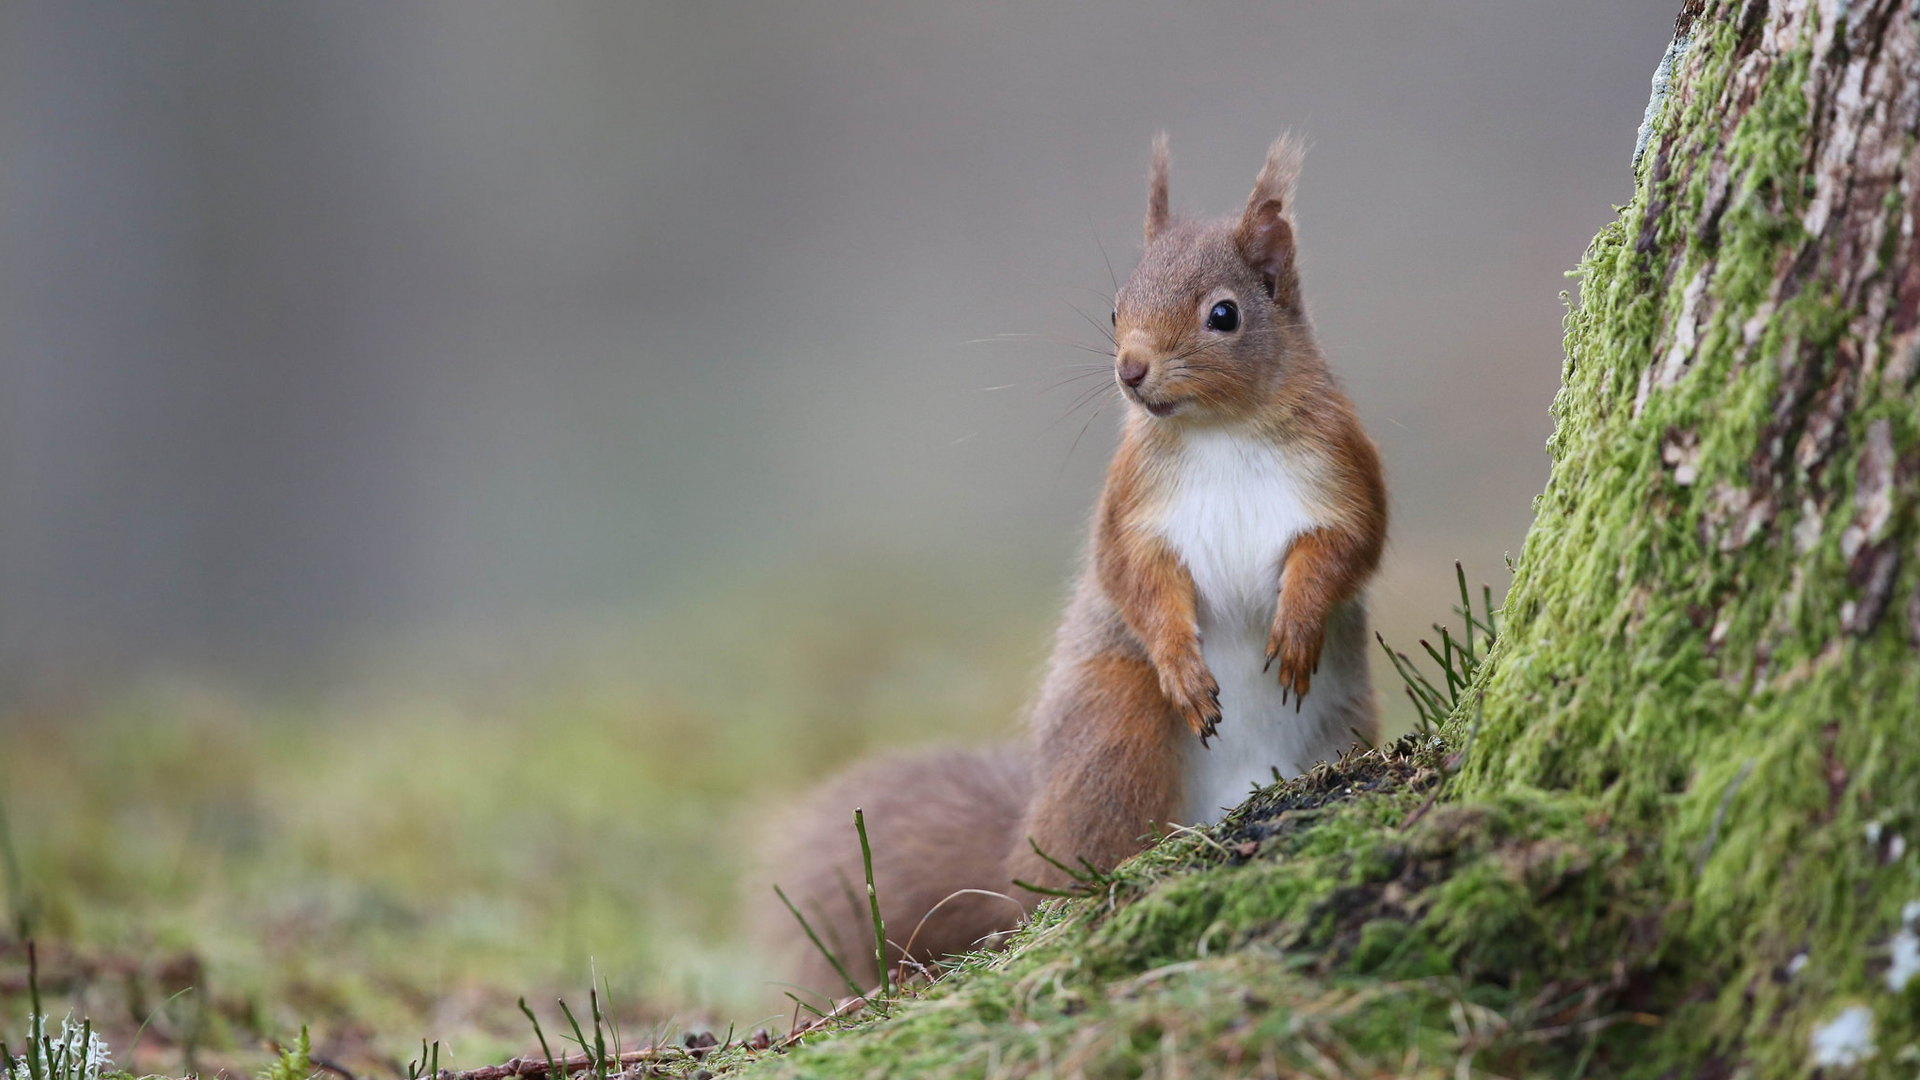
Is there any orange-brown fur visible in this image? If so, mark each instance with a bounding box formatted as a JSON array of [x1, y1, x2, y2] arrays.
[[762, 134, 1387, 995]]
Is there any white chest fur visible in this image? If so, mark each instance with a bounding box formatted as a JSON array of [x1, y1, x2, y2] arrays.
[[1151, 427, 1369, 824]]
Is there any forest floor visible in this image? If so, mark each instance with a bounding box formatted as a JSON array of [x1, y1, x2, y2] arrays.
[[0, 564, 1481, 1080], [0, 566, 1050, 1079]]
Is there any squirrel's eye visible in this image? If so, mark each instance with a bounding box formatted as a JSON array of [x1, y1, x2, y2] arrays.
[[1110, 309, 1118, 326], [1205, 300, 1240, 332]]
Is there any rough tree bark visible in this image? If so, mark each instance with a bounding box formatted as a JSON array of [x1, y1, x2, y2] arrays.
[[1464, 0, 1920, 1071]]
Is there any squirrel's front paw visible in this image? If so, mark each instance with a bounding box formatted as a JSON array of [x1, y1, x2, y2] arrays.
[[1264, 610, 1324, 706], [1159, 653, 1222, 744]]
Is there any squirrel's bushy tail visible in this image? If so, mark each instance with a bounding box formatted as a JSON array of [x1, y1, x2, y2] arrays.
[[759, 744, 1031, 999]]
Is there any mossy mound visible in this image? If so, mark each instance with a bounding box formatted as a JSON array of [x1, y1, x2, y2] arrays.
[[749, 743, 1676, 1078]]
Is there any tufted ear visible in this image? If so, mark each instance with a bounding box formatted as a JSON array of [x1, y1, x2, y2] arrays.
[[1145, 132, 1170, 244], [1234, 134, 1305, 298]]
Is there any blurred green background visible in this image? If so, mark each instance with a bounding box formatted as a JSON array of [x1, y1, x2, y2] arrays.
[[1, 565, 1051, 1073], [0, 0, 1676, 1073]]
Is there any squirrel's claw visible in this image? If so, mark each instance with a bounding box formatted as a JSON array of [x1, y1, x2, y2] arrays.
[[1176, 693, 1222, 743], [1266, 610, 1323, 705], [1184, 698, 1221, 744], [1165, 654, 1223, 744]]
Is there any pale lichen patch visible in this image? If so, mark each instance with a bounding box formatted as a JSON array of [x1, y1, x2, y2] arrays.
[[1841, 418, 1896, 557], [1663, 427, 1704, 485], [1810, 1005, 1876, 1067], [1885, 929, 1920, 991], [1656, 266, 1716, 394], [1886, 900, 1920, 992], [1637, 29, 1697, 171]]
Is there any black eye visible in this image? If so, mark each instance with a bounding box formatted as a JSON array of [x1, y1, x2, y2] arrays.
[[1205, 300, 1239, 332], [1110, 309, 1118, 326]]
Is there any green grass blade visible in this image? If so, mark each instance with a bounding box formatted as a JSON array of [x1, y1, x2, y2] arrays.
[[1025, 837, 1095, 885], [587, 988, 607, 1080], [782, 990, 826, 1020], [24, 943, 43, 1080], [1009, 878, 1079, 898], [598, 975, 622, 1063], [773, 884, 864, 1001], [557, 999, 592, 1070], [853, 808, 891, 1003], [1419, 639, 1459, 701], [1072, 855, 1112, 886], [126, 986, 194, 1070], [1456, 560, 1475, 659], [517, 998, 559, 1080], [1404, 686, 1432, 734], [1375, 633, 1447, 717]]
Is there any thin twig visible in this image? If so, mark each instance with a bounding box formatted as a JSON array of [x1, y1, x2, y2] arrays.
[[436, 1048, 673, 1080], [1518, 1011, 1661, 1043], [1156, 823, 1232, 857], [780, 990, 874, 1048], [898, 889, 1027, 974]]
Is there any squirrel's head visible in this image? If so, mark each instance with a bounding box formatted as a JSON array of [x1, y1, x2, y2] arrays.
[[1111, 134, 1309, 425]]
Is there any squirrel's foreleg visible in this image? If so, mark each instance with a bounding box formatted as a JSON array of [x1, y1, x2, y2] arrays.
[[1008, 654, 1186, 901]]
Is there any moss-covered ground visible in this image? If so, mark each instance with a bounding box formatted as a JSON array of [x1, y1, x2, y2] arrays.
[[732, 739, 1675, 1078]]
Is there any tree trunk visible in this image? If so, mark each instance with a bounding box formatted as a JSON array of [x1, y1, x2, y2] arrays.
[[1466, 0, 1920, 1070]]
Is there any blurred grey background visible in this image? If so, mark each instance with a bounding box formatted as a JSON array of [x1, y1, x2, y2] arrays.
[[0, 1, 1677, 693]]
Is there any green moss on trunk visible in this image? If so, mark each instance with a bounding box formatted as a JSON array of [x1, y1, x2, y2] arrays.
[[1465, 0, 1920, 1070]]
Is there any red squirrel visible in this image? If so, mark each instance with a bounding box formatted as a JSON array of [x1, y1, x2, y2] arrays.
[[765, 135, 1386, 997]]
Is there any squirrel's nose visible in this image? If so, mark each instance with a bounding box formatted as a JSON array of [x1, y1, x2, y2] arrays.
[[1117, 355, 1149, 388]]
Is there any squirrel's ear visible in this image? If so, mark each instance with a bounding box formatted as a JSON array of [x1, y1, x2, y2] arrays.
[[1235, 134, 1305, 297], [1145, 132, 1170, 244]]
